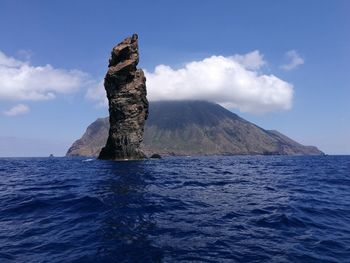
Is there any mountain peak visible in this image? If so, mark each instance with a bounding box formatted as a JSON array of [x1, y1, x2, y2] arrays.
[[67, 101, 323, 157]]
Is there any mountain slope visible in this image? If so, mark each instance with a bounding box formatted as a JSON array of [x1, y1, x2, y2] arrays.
[[66, 101, 323, 156]]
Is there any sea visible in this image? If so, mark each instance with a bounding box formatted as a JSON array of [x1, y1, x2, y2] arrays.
[[0, 156, 349, 263]]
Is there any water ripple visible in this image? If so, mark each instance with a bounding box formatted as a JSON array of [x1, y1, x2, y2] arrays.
[[0, 156, 349, 262]]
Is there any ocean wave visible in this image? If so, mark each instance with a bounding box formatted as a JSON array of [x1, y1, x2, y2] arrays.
[[0, 156, 349, 262]]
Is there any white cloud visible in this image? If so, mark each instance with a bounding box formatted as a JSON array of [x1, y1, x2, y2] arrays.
[[17, 49, 33, 60], [280, 50, 304, 71], [145, 52, 293, 113], [231, 50, 266, 70], [0, 51, 89, 101], [86, 51, 294, 114], [3, 104, 30, 116], [85, 79, 108, 107]]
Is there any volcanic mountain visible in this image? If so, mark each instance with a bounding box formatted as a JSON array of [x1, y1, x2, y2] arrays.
[[66, 101, 323, 157]]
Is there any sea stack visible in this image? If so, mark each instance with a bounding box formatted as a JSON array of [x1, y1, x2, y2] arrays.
[[98, 34, 148, 160]]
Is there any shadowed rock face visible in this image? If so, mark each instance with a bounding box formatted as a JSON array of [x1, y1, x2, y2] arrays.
[[98, 34, 148, 160]]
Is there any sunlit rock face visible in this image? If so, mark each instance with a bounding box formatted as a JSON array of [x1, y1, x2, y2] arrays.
[[98, 34, 148, 160]]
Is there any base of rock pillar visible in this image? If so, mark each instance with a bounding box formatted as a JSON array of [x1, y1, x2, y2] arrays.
[[98, 146, 147, 161]]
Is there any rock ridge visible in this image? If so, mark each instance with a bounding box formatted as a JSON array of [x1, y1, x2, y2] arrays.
[[98, 34, 148, 160], [67, 101, 324, 157]]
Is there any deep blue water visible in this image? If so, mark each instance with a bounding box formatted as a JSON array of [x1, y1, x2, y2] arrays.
[[0, 156, 349, 263]]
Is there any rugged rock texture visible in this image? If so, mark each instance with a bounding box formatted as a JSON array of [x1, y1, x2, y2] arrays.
[[98, 34, 148, 160], [67, 101, 324, 157]]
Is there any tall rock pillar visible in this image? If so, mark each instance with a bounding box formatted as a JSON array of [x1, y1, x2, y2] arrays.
[[98, 34, 148, 160]]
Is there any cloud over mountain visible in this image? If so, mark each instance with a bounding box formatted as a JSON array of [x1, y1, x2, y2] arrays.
[[87, 51, 294, 114], [145, 52, 293, 113]]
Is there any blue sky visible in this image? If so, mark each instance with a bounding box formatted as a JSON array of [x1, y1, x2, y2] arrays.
[[0, 0, 349, 156]]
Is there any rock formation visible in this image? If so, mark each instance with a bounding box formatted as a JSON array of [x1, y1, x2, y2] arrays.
[[98, 34, 148, 160], [67, 101, 324, 157]]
